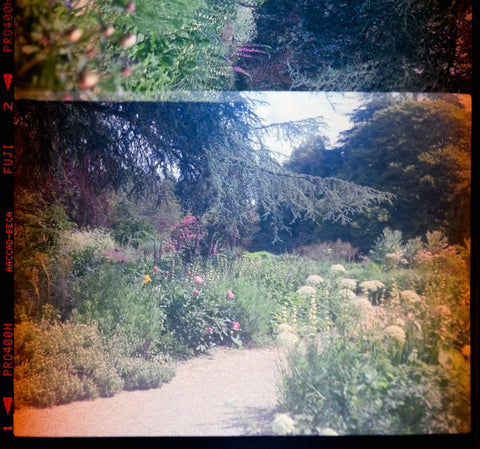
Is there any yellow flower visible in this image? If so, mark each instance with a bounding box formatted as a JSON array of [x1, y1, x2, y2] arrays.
[[143, 274, 152, 284]]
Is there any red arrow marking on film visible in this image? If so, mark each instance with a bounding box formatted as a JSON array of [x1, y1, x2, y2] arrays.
[[3, 398, 12, 415], [3, 74, 12, 91]]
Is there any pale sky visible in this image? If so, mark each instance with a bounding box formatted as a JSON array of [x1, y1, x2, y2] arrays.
[[243, 91, 361, 157], [242, 92, 471, 159]]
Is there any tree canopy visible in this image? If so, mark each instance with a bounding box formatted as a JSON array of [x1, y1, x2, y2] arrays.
[[284, 95, 471, 251], [15, 99, 393, 248], [243, 0, 472, 92]]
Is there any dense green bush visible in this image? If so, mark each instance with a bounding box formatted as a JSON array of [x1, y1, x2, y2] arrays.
[[14, 317, 176, 408], [15, 0, 261, 98], [14, 320, 124, 407], [280, 334, 470, 435], [114, 356, 174, 391]]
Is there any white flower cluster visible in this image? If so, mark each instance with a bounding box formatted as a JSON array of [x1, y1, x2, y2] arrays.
[[319, 428, 339, 436], [350, 296, 373, 314], [339, 278, 358, 290], [276, 323, 294, 334], [305, 275, 324, 286], [339, 288, 356, 300], [296, 285, 317, 296], [358, 280, 385, 293], [271, 413, 295, 435], [330, 264, 346, 274], [275, 323, 298, 351], [383, 325, 406, 344], [400, 290, 422, 303]]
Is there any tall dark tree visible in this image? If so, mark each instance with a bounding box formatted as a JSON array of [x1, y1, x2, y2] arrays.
[[337, 96, 471, 248], [15, 99, 393, 247], [276, 95, 471, 252]]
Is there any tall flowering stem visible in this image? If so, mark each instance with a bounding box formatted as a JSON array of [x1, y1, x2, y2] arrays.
[[309, 293, 317, 332]]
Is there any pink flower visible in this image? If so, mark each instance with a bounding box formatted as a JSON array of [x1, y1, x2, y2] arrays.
[[125, 2, 136, 13], [232, 321, 240, 331], [103, 25, 115, 37], [153, 266, 158, 272], [120, 33, 137, 48], [232, 66, 251, 78], [207, 327, 212, 332], [121, 66, 133, 77], [227, 290, 235, 299], [193, 289, 199, 295], [194, 275, 204, 284]]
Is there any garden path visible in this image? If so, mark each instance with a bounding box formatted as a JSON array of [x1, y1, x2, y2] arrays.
[[14, 345, 285, 437]]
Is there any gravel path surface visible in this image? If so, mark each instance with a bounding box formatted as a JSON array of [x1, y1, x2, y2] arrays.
[[14, 345, 285, 437]]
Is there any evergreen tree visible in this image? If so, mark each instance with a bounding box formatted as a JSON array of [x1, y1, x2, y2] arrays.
[[15, 99, 393, 247]]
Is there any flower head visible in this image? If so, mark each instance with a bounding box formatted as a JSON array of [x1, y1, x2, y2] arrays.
[[143, 274, 152, 284], [125, 2, 136, 13], [194, 275, 204, 284], [120, 33, 137, 48], [272, 413, 295, 435], [383, 325, 406, 345], [67, 27, 83, 42], [232, 66, 251, 78], [193, 289, 199, 295], [232, 321, 240, 331], [103, 25, 115, 37], [305, 275, 324, 286], [227, 290, 235, 299], [400, 290, 422, 303], [121, 66, 133, 77], [330, 264, 346, 274], [296, 285, 316, 297], [153, 266, 158, 272], [79, 71, 99, 89]]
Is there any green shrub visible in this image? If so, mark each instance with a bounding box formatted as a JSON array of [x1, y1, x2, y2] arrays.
[[369, 228, 406, 269], [14, 321, 123, 407], [114, 356, 174, 391], [294, 240, 359, 263], [163, 280, 242, 354], [216, 279, 276, 346], [280, 336, 470, 435], [15, 0, 259, 97]]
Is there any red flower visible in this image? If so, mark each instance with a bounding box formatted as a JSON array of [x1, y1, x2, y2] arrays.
[[227, 290, 235, 299], [194, 275, 204, 284], [193, 289, 199, 295], [232, 321, 240, 331]]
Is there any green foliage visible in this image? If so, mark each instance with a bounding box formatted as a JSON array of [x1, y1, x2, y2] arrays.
[[114, 356, 174, 391], [369, 228, 406, 269], [15, 100, 394, 249], [244, 0, 471, 91], [338, 97, 471, 246], [280, 301, 470, 434], [162, 282, 242, 355], [277, 235, 470, 435], [294, 240, 358, 263], [14, 0, 255, 98], [14, 320, 124, 407], [14, 231, 470, 427], [279, 95, 471, 253]]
